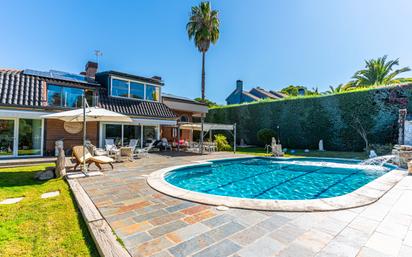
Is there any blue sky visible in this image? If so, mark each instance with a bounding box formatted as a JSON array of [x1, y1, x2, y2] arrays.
[[1, 0, 412, 104]]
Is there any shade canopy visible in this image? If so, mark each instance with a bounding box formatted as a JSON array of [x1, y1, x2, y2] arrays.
[[179, 122, 234, 132], [41, 107, 132, 123]]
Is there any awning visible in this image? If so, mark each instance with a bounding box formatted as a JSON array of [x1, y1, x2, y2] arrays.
[[179, 122, 234, 132], [131, 118, 177, 126]]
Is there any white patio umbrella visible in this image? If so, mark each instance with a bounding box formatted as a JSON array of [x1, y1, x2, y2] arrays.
[[42, 100, 132, 175]]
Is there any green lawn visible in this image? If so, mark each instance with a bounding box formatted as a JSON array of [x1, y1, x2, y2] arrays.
[[0, 164, 98, 257], [233, 147, 368, 159]]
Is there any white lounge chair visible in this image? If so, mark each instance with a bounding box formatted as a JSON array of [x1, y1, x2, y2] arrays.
[[136, 141, 156, 158], [105, 139, 120, 156], [127, 139, 139, 159]]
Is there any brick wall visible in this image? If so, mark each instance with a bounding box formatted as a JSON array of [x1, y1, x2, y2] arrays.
[[44, 119, 99, 155]]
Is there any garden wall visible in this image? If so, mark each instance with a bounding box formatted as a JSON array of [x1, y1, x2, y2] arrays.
[[207, 84, 412, 151]]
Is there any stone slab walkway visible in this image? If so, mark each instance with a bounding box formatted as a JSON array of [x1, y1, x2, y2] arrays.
[[76, 152, 412, 257], [0, 197, 24, 204]]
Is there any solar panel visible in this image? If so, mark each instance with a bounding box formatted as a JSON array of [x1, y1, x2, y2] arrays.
[[23, 69, 99, 85]]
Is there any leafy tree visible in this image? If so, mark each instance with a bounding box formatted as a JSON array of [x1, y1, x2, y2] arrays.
[[349, 55, 411, 88], [187, 2, 220, 101], [280, 85, 319, 96], [326, 84, 346, 94], [194, 97, 218, 107], [257, 128, 276, 146]]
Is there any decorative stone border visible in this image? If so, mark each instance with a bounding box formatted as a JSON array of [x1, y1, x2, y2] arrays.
[[147, 157, 407, 212], [67, 179, 131, 257]]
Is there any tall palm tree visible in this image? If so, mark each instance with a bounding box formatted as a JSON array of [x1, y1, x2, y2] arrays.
[[186, 1, 220, 101], [350, 55, 410, 87]]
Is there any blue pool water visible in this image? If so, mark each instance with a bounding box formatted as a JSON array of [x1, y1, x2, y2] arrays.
[[165, 157, 395, 200]]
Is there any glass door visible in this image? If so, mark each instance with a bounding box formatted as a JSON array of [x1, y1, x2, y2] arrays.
[[0, 119, 15, 157], [18, 119, 42, 156]]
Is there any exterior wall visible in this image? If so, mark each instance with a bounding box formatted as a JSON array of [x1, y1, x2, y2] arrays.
[[226, 90, 258, 105], [226, 89, 242, 105], [161, 111, 194, 143], [44, 119, 99, 155], [242, 94, 258, 103]]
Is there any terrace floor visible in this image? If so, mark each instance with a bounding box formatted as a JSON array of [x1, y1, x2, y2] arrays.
[[76, 152, 412, 257]]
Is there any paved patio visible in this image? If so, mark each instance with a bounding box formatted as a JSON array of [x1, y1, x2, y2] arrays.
[[76, 152, 412, 257]]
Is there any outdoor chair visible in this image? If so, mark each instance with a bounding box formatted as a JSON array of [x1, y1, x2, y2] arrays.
[[128, 139, 139, 152], [136, 141, 156, 158], [161, 138, 172, 151], [105, 139, 120, 156], [72, 145, 114, 171], [85, 140, 108, 156]]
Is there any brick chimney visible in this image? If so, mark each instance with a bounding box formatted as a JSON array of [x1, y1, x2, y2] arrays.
[[84, 61, 98, 78], [236, 80, 243, 92]]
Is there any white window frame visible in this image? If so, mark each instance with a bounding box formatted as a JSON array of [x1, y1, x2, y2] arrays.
[[110, 76, 161, 102], [0, 117, 44, 158], [47, 83, 85, 108], [99, 122, 160, 149]]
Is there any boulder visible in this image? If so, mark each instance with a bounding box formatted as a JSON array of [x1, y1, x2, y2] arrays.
[[34, 167, 55, 181], [399, 145, 412, 151]]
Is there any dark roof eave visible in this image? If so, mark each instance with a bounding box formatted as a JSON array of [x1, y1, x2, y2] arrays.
[[162, 96, 208, 106]]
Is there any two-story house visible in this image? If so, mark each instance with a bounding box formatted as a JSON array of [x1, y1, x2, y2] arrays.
[[0, 61, 207, 158], [225, 80, 286, 105]]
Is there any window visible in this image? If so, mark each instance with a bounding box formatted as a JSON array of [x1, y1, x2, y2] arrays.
[[18, 119, 42, 156], [47, 84, 84, 108], [146, 85, 159, 101], [143, 126, 156, 146], [130, 82, 144, 100], [123, 125, 141, 146], [112, 79, 129, 98], [0, 120, 14, 156], [102, 124, 158, 148], [47, 85, 63, 106], [103, 124, 122, 146], [180, 115, 189, 123], [110, 77, 160, 101]]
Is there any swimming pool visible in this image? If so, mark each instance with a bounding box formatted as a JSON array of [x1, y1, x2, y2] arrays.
[[147, 157, 405, 211]]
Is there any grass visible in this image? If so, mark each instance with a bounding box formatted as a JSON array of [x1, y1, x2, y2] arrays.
[[0, 164, 99, 257], [233, 147, 368, 159]]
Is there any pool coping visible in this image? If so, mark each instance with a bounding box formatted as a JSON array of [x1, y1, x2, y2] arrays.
[[146, 156, 407, 212]]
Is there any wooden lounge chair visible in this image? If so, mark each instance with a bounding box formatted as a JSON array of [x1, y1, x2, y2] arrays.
[[72, 145, 114, 171]]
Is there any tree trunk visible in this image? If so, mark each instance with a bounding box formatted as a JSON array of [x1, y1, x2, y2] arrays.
[[200, 51, 206, 154], [201, 51, 206, 101]]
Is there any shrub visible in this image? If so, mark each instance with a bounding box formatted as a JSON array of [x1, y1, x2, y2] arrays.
[[257, 128, 276, 146], [206, 84, 412, 151], [214, 134, 232, 151], [369, 143, 393, 155]]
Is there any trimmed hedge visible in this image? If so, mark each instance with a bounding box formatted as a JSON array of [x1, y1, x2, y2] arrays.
[[207, 84, 412, 151]]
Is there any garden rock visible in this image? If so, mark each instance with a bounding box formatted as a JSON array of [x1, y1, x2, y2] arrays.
[[34, 167, 55, 181]]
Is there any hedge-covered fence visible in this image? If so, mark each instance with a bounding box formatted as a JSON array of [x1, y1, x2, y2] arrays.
[[207, 84, 412, 151]]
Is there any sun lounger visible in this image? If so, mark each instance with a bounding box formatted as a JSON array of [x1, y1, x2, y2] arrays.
[[72, 145, 114, 171]]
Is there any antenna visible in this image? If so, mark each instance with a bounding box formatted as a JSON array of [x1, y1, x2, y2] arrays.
[[94, 50, 103, 65]]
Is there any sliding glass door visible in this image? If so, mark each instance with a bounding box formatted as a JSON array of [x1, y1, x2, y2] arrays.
[[123, 125, 141, 146], [102, 123, 158, 148], [18, 119, 42, 156], [0, 119, 15, 156]]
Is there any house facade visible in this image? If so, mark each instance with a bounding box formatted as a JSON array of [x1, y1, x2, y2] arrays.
[[0, 62, 207, 158], [226, 80, 286, 105]]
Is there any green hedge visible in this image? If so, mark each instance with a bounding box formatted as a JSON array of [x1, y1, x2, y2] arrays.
[[207, 84, 412, 151]]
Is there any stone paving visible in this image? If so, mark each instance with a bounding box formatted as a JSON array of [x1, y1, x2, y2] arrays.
[[77, 152, 412, 257]]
